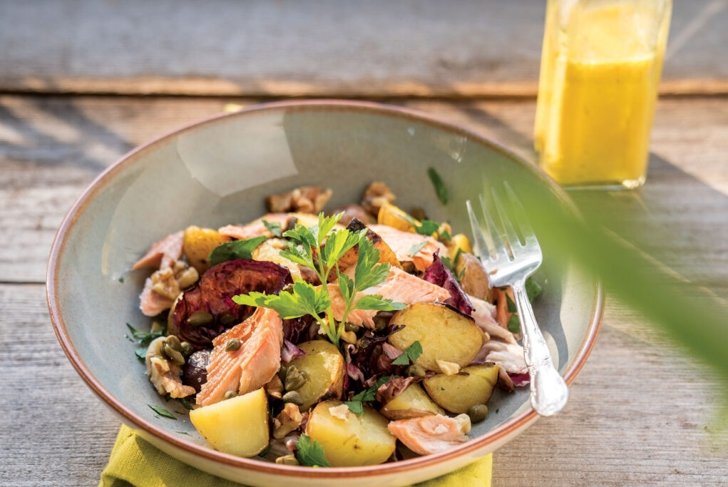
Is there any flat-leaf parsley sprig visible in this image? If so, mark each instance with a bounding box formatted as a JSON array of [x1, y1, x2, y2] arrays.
[[233, 213, 404, 345]]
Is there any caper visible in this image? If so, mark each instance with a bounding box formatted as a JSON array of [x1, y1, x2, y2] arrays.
[[467, 404, 489, 423], [164, 334, 181, 351], [275, 454, 299, 465], [219, 313, 237, 326], [179, 341, 192, 357], [163, 343, 185, 366], [187, 310, 213, 326], [224, 390, 238, 400], [282, 390, 303, 406], [225, 338, 241, 352], [284, 366, 306, 391]]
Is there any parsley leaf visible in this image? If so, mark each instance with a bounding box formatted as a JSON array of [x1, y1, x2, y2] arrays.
[[407, 241, 427, 257], [148, 404, 177, 420], [353, 238, 390, 291], [233, 281, 330, 319], [354, 295, 406, 312], [262, 219, 282, 237], [314, 213, 342, 247], [295, 434, 330, 467], [391, 341, 423, 366], [345, 376, 391, 415], [321, 228, 362, 269], [208, 236, 267, 266], [344, 400, 364, 415], [415, 219, 440, 236], [427, 167, 449, 205]]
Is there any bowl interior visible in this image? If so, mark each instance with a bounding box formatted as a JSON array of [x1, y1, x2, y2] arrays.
[[51, 102, 599, 467]]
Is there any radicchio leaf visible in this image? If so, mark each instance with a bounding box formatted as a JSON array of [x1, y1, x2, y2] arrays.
[[375, 376, 417, 404], [423, 252, 474, 315], [281, 340, 305, 363], [169, 259, 292, 350], [349, 325, 405, 384], [509, 372, 530, 387]]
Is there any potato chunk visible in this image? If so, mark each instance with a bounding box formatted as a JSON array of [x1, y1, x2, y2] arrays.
[[389, 303, 485, 371], [423, 364, 499, 413], [288, 340, 345, 411], [306, 400, 396, 466], [190, 387, 269, 457], [182, 226, 229, 273], [380, 383, 445, 420], [455, 252, 493, 301], [377, 201, 417, 232]]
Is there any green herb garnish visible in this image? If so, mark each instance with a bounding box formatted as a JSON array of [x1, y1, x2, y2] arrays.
[[208, 236, 267, 266], [295, 434, 330, 467], [134, 348, 147, 361], [415, 219, 440, 236], [427, 167, 449, 205], [126, 322, 165, 346], [148, 404, 177, 420], [262, 219, 283, 237], [234, 213, 403, 345], [345, 375, 391, 415], [507, 314, 521, 333], [391, 341, 423, 366]]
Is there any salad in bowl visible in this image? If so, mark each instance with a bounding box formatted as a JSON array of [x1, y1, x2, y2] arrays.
[[131, 181, 538, 467]]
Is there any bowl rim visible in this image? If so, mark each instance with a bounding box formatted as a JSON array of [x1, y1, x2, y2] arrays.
[[46, 99, 604, 479]]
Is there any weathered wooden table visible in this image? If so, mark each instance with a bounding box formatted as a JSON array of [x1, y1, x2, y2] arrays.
[[2, 2, 727, 486]]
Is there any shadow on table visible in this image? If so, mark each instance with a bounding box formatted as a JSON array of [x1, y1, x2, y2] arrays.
[[0, 97, 133, 174]]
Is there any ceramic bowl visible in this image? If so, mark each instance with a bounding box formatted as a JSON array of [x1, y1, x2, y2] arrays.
[[47, 100, 602, 486]]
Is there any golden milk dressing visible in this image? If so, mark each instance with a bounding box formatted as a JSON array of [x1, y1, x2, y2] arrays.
[[534, 0, 671, 187]]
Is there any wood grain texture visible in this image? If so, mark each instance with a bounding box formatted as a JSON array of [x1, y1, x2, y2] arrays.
[[0, 0, 727, 97], [2, 95, 727, 285], [1, 285, 726, 486], [1, 95, 728, 486]]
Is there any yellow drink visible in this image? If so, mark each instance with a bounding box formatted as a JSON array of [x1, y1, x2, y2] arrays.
[[534, 0, 671, 188]]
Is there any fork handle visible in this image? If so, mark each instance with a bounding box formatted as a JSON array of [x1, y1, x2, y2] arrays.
[[512, 280, 569, 416]]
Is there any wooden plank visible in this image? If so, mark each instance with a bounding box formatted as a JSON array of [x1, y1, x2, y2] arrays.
[[2, 95, 728, 285], [0, 0, 727, 97], [1, 283, 726, 486]]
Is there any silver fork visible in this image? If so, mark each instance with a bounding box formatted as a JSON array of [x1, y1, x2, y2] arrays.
[[466, 184, 568, 416]]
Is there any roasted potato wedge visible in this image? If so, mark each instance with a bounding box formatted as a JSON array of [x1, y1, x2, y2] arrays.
[[447, 233, 473, 258], [306, 400, 396, 466], [189, 387, 269, 457], [380, 383, 445, 420], [182, 226, 229, 273], [337, 219, 401, 270], [455, 252, 493, 301], [377, 201, 418, 233], [287, 340, 345, 410], [423, 364, 499, 413], [389, 303, 484, 371]]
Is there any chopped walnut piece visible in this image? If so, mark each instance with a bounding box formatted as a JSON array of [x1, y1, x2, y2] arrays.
[[265, 374, 284, 399], [361, 181, 396, 217], [273, 403, 303, 439], [266, 186, 333, 214], [328, 403, 351, 421], [149, 261, 199, 301], [436, 360, 461, 376], [145, 336, 195, 399]]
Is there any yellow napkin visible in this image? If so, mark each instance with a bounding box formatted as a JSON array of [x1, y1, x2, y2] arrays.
[[100, 425, 492, 487]]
